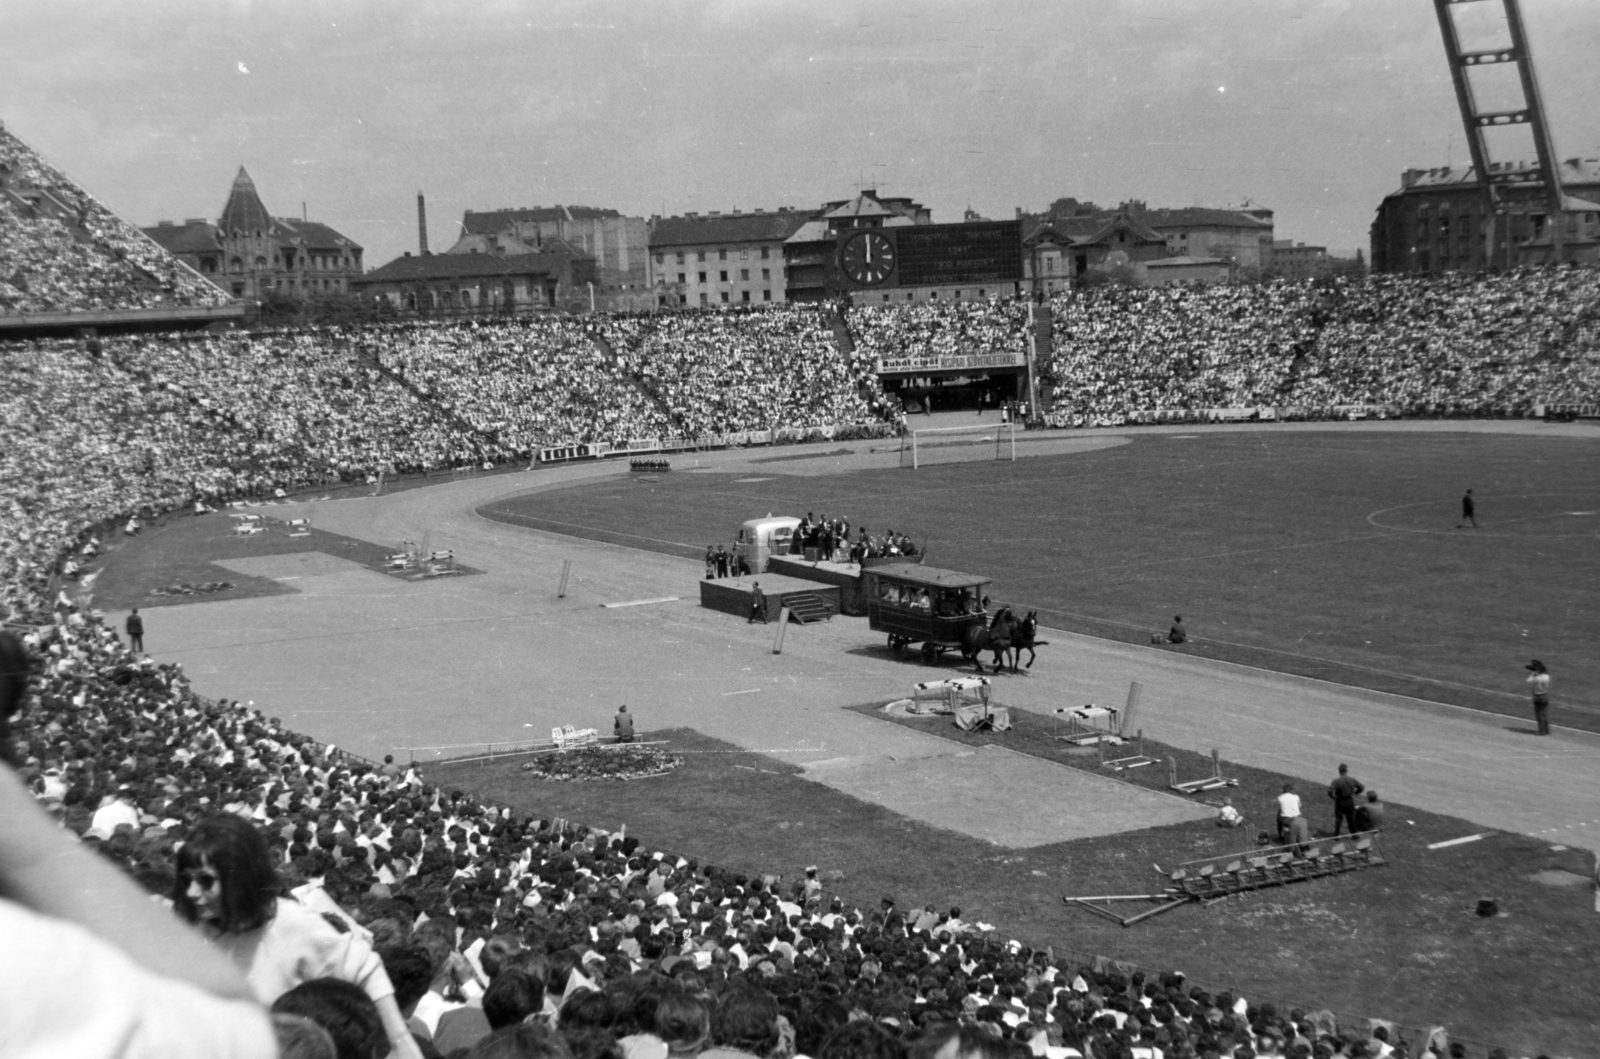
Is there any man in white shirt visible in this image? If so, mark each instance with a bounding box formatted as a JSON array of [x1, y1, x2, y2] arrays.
[[1275, 784, 1302, 844]]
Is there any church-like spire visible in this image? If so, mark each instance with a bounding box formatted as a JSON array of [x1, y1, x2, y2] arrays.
[[218, 166, 274, 235]]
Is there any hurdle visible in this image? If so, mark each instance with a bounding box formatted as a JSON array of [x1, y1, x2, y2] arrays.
[[1101, 729, 1156, 771], [1057, 680, 1144, 747], [1168, 748, 1239, 794], [286, 517, 311, 538]]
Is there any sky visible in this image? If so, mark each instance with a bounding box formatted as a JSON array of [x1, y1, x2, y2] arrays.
[[3, 0, 1597, 268]]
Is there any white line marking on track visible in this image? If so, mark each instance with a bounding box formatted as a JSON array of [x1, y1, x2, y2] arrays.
[[1427, 833, 1488, 850], [722, 688, 761, 696], [600, 596, 679, 608]]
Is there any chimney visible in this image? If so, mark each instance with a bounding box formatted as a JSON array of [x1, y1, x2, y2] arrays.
[[417, 192, 430, 256]]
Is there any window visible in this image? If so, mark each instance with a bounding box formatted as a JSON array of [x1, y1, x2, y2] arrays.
[[761, 247, 770, 260], [698, 271, 707, 283], [654, 254, 664, 265], [740, 248, 749, 259], [659, 295, 669, 307], [232, 283, 245, 296], [882, 294, 890, 303], [678, 273, 687, 284], [700, 292, 709, 306], [676, 252, 685, 264], [929, 290, 939, 299], [761, 268, 770, 281], [954, 290, 961, 299], [720, 291, 729, 303], [764, 290, 773, 302], [230, 257, 244, 273], [254, 256, 267, 270], [741, 290, 751, 303], [697, 251, 706, 262], [906, 292, 914, 301], [719, 270, 728, 282], [718, 249, 727, 261], [979, 289, 986, 297], [740, 269, 749, 281]]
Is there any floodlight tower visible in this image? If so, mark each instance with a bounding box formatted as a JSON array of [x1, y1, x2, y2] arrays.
[[1432, 0, 1573, 268]]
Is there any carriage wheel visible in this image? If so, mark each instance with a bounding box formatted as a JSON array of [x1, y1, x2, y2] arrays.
[[889, 635, 905, 656], [921, 642, 938, 663]]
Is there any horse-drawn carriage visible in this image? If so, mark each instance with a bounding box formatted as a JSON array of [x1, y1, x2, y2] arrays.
[[865, 563, 992, 663], [865, 562, 1040, 672]]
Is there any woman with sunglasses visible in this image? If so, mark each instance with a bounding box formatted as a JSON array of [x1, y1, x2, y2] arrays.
[[174, 813, 423, 1059]]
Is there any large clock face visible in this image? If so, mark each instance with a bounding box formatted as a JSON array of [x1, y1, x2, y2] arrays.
[[840, 231, 896, 286]]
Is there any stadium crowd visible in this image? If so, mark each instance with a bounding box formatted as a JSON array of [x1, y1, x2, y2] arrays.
[[6, 608, 1444, 1059], [1047, 266, 1600, 420], [5, 136, 1597, 1056], [1, 126, 229, 315], [598, 307, 894, 437]]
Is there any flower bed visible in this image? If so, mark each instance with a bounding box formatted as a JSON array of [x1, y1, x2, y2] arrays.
[[148, 580, 235, 597], [520, 744, 683, 782]]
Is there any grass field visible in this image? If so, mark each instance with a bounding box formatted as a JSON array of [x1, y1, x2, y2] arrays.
[[482, 430, 1600, 726], [428, 724, 1600, 1054]]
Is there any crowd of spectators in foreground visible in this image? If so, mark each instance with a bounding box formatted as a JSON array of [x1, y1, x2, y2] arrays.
[[5, 607, 1470, 1059], [0, 126, 229, 315]]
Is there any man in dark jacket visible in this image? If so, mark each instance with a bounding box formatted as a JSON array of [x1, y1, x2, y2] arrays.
[[125, 609, 145, 654], [1327, 763, 1365, 836]]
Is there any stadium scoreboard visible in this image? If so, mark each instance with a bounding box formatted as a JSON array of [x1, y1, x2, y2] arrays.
[[836, 220, 1022, 291]]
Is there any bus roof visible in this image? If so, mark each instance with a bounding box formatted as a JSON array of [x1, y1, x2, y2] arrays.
[[868, 562, 992, 589]]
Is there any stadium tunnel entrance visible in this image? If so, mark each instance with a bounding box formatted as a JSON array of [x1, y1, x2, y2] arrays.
[[880, 367, 1028, 414]]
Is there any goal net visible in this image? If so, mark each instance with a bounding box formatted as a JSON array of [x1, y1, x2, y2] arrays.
[[899, 422, 1017, 469]]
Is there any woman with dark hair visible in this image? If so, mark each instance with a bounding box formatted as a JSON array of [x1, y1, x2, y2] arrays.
[[174, 813, 422, 1059]]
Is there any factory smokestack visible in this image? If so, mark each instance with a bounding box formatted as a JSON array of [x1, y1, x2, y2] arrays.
[[417, 192, 430, 256]]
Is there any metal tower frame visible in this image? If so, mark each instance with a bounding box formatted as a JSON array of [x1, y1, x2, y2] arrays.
[[1432, 0, 1570, 266]]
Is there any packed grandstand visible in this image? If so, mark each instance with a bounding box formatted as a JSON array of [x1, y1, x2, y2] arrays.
[[4, 124, 1600, 1059]]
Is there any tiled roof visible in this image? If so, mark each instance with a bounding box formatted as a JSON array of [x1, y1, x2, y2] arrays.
[[650, 211, 810, 248], [1082, 211, 1166, 246], [784, 219, 832, 244], [142, 221, 222, 255], [356, 250, 575, 283], [1139, 207, 1272, 231], [218, 167, 274, 235], [462, 205, 622, 234], [275, 218, 360, 251]]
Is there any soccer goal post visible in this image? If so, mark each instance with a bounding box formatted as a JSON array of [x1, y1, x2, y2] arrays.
[[899, 422, 1017, 469]]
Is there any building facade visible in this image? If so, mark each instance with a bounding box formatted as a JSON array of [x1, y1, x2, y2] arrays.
[[448, 205, 651, 311], [352, 250, 594, 315], [648, 209, 810, 307], [1271, 241, 1331, 282], [142, 168, 362, 300], [1369, 159, 1600, 274]]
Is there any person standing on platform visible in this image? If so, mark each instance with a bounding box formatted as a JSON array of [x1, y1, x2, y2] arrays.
[[613, 705, 635, 744], [125, 608, 145, 654], [749, 582, 767, 624], [1526, 660, 1551, 735], [714, 545, 729, 579], [1327, 763, 1365, 836], [704, 547, 715, 580], [1458, 489, 1478, 529]]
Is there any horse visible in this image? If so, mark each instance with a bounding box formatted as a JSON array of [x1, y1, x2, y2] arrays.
[[1007, 610, 1041, 670], [961, 608, 1016, 674]]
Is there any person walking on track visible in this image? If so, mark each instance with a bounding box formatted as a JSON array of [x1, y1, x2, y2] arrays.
[[1457, 489, 1478, 529], [749, 582, 768, 624], [1526, 660, 1551, 735]]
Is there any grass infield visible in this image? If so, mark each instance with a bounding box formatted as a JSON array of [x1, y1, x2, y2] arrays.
[[481, 430, 1600, 728]]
